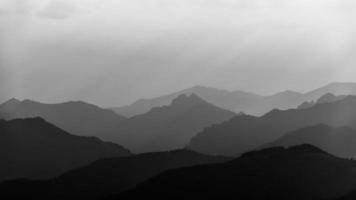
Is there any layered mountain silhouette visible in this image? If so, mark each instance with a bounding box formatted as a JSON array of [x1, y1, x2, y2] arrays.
[[0, 150, 229, 199], [187, 95, 356, 156], [112, 82, 356, 117], [0, 95, 235, 153], [112, 85, 260, 117], [0, 99, 126, 137], [0, 118, 130, 181], [262, 124, 356, 158], [112, 145, 356, 200], [111, 94, 235, 153]]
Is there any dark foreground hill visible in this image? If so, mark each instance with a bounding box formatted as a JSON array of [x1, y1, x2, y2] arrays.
[[112, 145, 356, 200], [0, 118, 130, 181], [0, 150, 229, 200], [187, 95, 356, 156], [263, 124, 356, 158]]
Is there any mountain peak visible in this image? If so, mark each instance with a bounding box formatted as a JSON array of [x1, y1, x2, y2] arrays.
[[1, 98, 21, 106], [171, 94, 206, 107], [316, 93, 347, 104], [0, 98, 22, 111]]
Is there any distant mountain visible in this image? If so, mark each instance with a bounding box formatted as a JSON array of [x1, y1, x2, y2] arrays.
[[187, 95, 356, 156], [0, 118, 130, 181], [0, 150, 230, 200], [262, 124, 356, 158], [303, 82, 356, 101], [0, 99, 126, 137], [112, 82, 356, 117], [112, 85, 261, 117], [111, 94, 235, 153], [298, 93, 348, 109], [112, 145, 356, 200]]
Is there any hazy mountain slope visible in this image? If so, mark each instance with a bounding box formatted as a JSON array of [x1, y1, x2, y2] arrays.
[[0, 118, 131, 181], [262, 124, 356, 158], [112, 145, 356, 200], [187, 96, 356, 156], [304, 82, 356, 101], [298, 93, 348, 109], [111, 94, 235, 153], [0, 150, 230, 200], [112, 82, 356, 117], [0, 99, 126, 137]]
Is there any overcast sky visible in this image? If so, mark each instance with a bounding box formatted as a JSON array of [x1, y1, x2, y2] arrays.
[[1, 0, 356, 107]]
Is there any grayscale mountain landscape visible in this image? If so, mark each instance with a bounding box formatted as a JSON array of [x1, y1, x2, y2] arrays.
[[2, 0, 356, 200]]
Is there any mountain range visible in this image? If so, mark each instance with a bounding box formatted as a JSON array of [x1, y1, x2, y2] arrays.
[[112, 82, 356, 117], [112, 145, 356, 200], [0, 150, 229, 199], [0, 118, 130, 181], [187, 94, 356, 156]]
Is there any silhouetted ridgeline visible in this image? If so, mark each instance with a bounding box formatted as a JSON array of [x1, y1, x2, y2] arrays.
[[112, 82, 356, 117], [111, 145, 356, 200], [187, 95, 356, 156], [0, 117, 130, 181], [0, 150, 230, 200]]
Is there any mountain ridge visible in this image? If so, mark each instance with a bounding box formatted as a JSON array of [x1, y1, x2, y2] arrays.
[[112, 82, 356, 117]]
